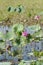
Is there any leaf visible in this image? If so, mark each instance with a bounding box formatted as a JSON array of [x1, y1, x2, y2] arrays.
[[36, 61, 41, 65], [13, 24, 24, 33], [0, 32, 4, 40], [27, 24, 41, 35], [0, 39, 4, 43], [20, 36, 27, 45], [12, 24, 18, 32], [4, 28, 14, 40], [15, 38, 21, 45], [0, 42, 5, 49], [18, 60, 26, 65], [33, 30, 43, 38], [0, 62, 11, 65], [17, 24, 24, 32]]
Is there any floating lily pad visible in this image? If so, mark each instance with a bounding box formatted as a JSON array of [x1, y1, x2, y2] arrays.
[[13, 24, 24, 32], [27, 24, 41, 35], [0, 62, 11, 65], [33, 30, 43, 38], [0, 32, 4, 40], [4, 30, 14, 40]]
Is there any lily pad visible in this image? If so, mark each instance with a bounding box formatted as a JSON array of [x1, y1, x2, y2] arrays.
[[0, 42, 5, 49], [0, 62, 11, 65], [33, 30, 43, 38], [4, 30, 14, 40], [0, 32, 4, 39], [27, 24, 41, 35], [18, 60, 26, 65], [13, 24, 24, 32]]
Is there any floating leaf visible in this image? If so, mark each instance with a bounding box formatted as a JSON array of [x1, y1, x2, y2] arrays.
[[0, 42, 5, 49], [0, 62, 11, 65], [13, 24, 24, 33], [36, 61, 41, 65], [15, 38, 21, 45], [18, 60, 26, 65], [0, 32, 4, 40], [27, 24, 41, 35], [0, 39, 4, 43], [3, 28, 14, 40], [17, 24, 24, 32], [33, 30, 43, 38]]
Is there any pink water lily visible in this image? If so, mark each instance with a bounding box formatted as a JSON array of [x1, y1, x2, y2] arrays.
[[22, 31, 28, 36], [34, 15, 40, 20]]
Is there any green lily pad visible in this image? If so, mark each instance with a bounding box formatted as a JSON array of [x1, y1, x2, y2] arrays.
[[36, 61, 41, 65], [3, 27, 14, 40], [13, 24, 24, 32], [18, 60, 26, 65], [0, 62, 11, 65], [28, 24, 41, 34], [17, 24, 24, 32], [0, 42, 5, 49], [0, 32, 4, 39], [33, 30, 43, 38], [4, 31, 14, 40]]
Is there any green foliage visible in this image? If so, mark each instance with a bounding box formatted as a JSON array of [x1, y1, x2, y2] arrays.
[[26, 34, 32, 43], [36, 61, 43, 65], [18, 60, 26, 65], [0, 48, 5, 54], [0, 39, 4, 43], [0, 42, 5, 49], [0, 32, 4, 39], [33, 50, 40, 57], [0, 62, 11, 65], [12, 50, 19, 56], [30, 61, 43, 65], [12, 24, 24, 45], [31, 61, 36, 65], [28, 24, 41, 34], [33, 30, 43, 38], [0, 24, 43, 61], [15, 38, 21, 45], [4, 30, 14, 40], [13, 24, 24, 33], [39, 51, 43, 56]]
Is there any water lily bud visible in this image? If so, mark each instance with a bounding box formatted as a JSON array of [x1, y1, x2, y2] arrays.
[[22, 31, 28, 37]]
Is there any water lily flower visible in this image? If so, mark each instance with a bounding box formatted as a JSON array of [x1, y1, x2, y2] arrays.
[[34, 15, 40, 20], [22, 31, 28, 36]]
